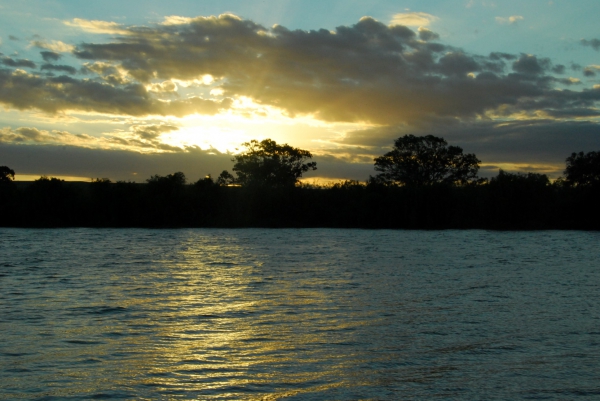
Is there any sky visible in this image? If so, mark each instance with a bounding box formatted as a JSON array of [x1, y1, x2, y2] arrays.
[[0, 0, 599, 182]]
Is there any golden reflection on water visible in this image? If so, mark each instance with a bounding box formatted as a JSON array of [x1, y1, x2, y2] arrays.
[[4, 229, 599, 399], [126, 234, 375, 398]]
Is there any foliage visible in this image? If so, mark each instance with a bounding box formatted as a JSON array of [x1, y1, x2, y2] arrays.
[[216, 170, 236, 186], [3, 148, 600, 229], [564, 151, 600, 187], [228, 139, 317, 187], [194, 175, 215, 189], [92, 178, 112, 184], [489, 170, 550, 188], [486, 170, 553, 228], [34, 176, 65, 184], [0, 166, 16, 182], [373, 135, 480, 186], [147, 172, 186, 186]]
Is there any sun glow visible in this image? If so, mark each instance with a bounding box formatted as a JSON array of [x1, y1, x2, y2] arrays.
[[15, 174, 92, 181], [481, 162, 564, 177], [156, 98, 370, 154], [161, 125, 246, 153]]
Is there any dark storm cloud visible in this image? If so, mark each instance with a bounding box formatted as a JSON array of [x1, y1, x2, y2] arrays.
[[40, 51, 62, 62], [40, 63, 78, 74], [581, 38, 600, 51], [65, 14, 593, 125], [0, 142, 237, 182], [583, 67, 597, 77], [309, 154, 376, 180], [0, 141, 365, 182], [418, 27, 439, 41], [511, 54, 551, 75], [2, 56, 36, 68], [436, 51, 481, 76], [0, 68, 231, 116]]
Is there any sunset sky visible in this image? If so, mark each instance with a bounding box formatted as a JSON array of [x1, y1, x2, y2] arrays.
[[0, 0, 599, 182]]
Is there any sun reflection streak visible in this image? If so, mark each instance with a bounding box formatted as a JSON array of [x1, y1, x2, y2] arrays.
[[123, 232, 377, 397]]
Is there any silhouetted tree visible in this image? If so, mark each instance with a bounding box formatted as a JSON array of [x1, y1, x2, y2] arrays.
[[373, 135, 480, 186], [147, 172, 186, 187], [194, 175, 215, 189], [226, 139, 317, 187], [216, 170, 236, 186], [490, 170, 550, 188], [0, 166, 15, 182], [564, 151, 600, 187], [0, 166, 17, 225]]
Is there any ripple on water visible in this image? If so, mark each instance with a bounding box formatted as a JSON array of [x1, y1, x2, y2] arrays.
[[0, 228, 599, 400]]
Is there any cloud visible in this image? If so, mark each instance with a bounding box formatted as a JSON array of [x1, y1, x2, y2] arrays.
[[0, 14, 595, 138], [40, 51, 62, 62], [336, 118, 600, 177], [512, 54, 550, 75], [583, 65, 600, 77], [581, 38, 600, 51], [495, 15, 524, 25], [0, 68, 232, 117], [0, 126, 100, 146], [161, 16, 194, 26], [390, 12, 439, 27], [418, 27, 439, 41], [0, 142, 236, 182], [0, 124, 187, 154], [65, 14, 589, 126], [0, 138, 369, 182], [40, 63, 78, 75], [131, 124, 179, 140], [0, 13, 597, 182], [80, 61, 127, 84], [30, 39, 75, 53], [1, 56, 36, 68], [146, 80, 178, 93], [64, 18, 128, 35]]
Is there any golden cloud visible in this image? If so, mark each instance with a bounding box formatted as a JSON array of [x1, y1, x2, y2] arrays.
[[64, 18, 129, 35], [390, 12, 439, 27]]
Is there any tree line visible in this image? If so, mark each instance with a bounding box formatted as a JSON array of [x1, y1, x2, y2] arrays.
[[1, 136, 599, 229]]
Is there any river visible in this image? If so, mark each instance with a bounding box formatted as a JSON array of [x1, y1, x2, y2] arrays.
[[1, 228, 599, 400]]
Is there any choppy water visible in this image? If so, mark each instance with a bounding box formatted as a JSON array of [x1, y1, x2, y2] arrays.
[[1, 229, 599, 400]]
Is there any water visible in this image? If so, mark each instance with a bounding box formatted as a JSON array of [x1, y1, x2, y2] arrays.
[[1, 229, 599, 400]]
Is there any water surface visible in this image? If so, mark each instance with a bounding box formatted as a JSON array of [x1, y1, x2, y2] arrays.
[[1, 229, 599, 400]]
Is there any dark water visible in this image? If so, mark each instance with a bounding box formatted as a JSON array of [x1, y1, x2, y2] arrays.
[[1, 229, 599, 400]]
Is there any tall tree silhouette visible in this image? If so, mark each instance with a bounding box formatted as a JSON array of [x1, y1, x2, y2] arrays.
[[224, 139, 317, 187], [373, 135, 480, 186], [564, 151, 600, 187], [0, 166, 15, 182]]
